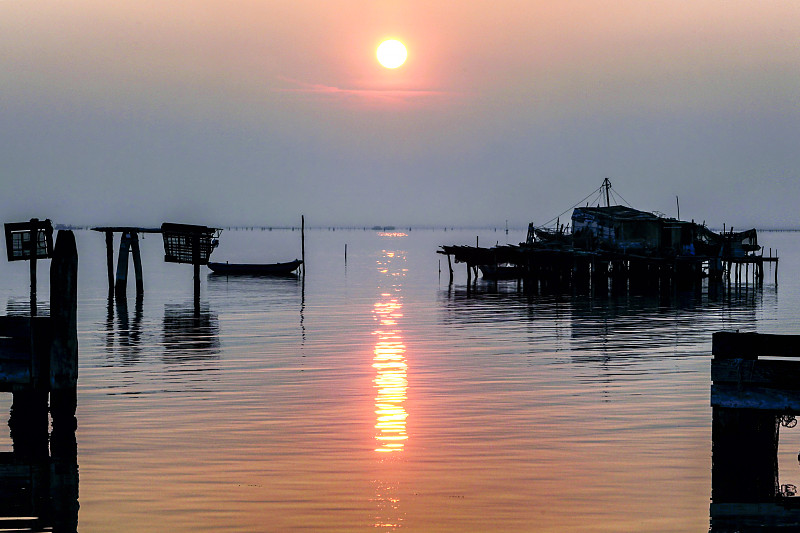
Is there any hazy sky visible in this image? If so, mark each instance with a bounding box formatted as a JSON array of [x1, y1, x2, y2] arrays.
[[2, 1, 798, 228]]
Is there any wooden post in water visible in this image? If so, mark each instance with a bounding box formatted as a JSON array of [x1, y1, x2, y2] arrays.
[[130, 231, 144, 297], [192, 233, 201, 307], [49, 230, 78, 434], [301, 215, 305, 276], [29, 218, 39, 316], [447, 254, 454, 284], [105, 230, 114, 297], [115, 232, 131, 298]]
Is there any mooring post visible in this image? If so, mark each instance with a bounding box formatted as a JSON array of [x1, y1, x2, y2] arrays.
[[29, 218, 38, 316], [447, 254, 454, 284], [105, 230, 114, 296], [130, 231, 144, 296], [49, 230, 78, 434], [115, 232, 131, 298], [712, 407, 779, 503], [192, 233, 201, 307], [301, 215, 306, 276]]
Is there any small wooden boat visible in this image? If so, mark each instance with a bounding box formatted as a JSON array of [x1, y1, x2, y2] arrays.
[[207, 259, 303, 276]]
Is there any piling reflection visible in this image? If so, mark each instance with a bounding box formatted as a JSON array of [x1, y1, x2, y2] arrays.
[[162, 302, 220, 359], [2, 405, 79, 532], [710, 407, 800, 531], [439, 281, 771, 356], [371, 243, 409, 530], [104, 295, 145, 364]]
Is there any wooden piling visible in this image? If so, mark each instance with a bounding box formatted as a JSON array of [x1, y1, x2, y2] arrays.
[[130, 231, 144, 296], [114, 232, 131, 298], [29, 218, 39, 316], [49, 230, 78, 433], [301, 215, 306, 276], [105, 230, 114, 296], [192, 233, 201, 306], [447, 254, 454, 284]]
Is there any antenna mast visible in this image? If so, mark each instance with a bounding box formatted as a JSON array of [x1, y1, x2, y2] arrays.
[[602, 178, 612, 207]]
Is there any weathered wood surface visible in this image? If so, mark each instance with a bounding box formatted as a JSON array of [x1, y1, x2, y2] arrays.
[[49, 230, 79, 432], [712, 382, 800, 410], [711, 333, 800, 410], [713, 332, 800, 360], [712, 359, 800, 389], [49, 230, 78, 391]]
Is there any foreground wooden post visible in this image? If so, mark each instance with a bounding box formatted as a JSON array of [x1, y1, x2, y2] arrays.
[[49, 230, 78, 434], [710, 331, 800, 529]]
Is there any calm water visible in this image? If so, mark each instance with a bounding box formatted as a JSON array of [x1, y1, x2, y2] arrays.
[[1, 228, 799, 532]]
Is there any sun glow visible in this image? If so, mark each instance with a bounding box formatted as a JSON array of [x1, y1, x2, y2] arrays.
[[376, 40, 407, 69]]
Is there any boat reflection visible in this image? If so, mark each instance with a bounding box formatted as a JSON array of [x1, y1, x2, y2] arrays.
[[104, 295, 145, 365], [162, 302, 220, 359]]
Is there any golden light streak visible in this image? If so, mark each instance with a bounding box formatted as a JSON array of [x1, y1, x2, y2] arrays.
[[372, 252, 408, 454]]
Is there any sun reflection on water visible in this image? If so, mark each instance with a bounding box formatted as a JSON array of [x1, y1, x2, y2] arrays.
[[372, 247, 408, 453]]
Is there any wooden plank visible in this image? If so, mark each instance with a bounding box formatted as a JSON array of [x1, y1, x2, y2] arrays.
[[712, 382, 800, 411], [712, 359, 800, 390], [713, 332, 800, 360]]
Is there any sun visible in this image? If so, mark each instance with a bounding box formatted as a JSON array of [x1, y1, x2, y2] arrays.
[[376, 40, 407, 69]]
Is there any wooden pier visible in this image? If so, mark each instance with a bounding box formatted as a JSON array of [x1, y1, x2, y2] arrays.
[[92, 226, 161, 299], [92, 223, 220, 303], [439, 243, 778, 293], [710, 331, 800, 530]]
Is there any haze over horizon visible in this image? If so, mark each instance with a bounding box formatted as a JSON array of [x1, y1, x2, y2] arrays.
[[2, 1, 798, 230]]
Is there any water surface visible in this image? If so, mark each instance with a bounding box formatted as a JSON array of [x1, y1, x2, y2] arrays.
[[1, 228, 798, 531]]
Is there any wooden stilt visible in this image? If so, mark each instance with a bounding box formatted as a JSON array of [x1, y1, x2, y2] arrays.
[[130, 231, 144, 296], [192, 234, 200, 307], [105, 230, 114, 297], [115, 232, 132, 298], [49, 230, 78, 434], [447, 254, 454, 284], [29, 219, 38, 317]]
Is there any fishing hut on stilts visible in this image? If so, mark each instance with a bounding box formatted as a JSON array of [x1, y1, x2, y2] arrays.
[[439, 179, 779, 294]]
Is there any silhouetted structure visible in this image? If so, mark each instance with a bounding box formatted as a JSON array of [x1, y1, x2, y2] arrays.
[[0, 229, 79, 531], [440, 180, 778, 293], [710, 331, 800, 531]]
